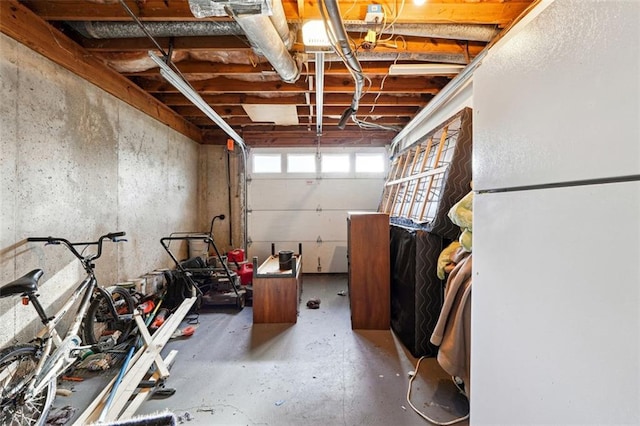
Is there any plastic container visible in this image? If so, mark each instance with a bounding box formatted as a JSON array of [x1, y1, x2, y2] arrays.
[[278, 250, 294, 270], [237, 263, 253, 286], [227, 249, 245, 263]]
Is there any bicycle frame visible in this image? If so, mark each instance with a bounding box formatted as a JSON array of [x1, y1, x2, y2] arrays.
[[9, 232, 128, 403], [24, 274, 98, 399]]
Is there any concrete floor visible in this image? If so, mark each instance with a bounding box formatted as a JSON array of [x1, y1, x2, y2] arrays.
[[57, 274, 469, 425]]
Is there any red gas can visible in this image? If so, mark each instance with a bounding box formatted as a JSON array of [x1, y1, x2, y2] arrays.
[[237, 263, 253, 286], [227, 249, 245, 263]]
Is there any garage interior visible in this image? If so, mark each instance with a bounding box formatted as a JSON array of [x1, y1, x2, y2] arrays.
[[1, 1, 639, 425]]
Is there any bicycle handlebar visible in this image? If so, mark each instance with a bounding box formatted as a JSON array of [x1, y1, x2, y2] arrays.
[[27, 232, 127, 269]]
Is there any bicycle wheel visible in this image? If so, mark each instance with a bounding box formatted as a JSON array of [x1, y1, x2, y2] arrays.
[[83, 286, 135, 346], [0, 344, 56, 426]]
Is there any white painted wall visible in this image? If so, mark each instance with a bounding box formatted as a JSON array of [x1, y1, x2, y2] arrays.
[[472, 0, 640, 424], [0, 34, 201, 348]]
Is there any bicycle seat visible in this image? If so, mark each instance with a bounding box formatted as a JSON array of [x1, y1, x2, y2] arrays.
[[0, 269, 44, 298]]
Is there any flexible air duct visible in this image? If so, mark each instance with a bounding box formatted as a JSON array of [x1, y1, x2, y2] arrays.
[[231, 1, 299, 83], [186, 0, 299, 83]]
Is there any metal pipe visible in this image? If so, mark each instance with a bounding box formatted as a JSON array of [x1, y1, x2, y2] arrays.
[[315, 52, 325, 136], [149, 52, 248, 253], [232, 12, 300, 83], [322, 0, 364, 126], [233, 141, 249, 255], [268, 0, 294, 49], [149, 52, 244, 144]]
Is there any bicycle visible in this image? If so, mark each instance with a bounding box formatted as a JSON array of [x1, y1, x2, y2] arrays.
[[0, 232, 136, 426]]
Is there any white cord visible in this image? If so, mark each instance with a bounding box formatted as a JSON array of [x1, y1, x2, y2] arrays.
[[406, 356, 470, 425]]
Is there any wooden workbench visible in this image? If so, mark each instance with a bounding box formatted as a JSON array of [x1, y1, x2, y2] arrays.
[[252, 255, 302, 323]]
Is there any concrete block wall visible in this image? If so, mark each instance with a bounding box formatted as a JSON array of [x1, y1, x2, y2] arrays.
[[0, 34, 203, 348]]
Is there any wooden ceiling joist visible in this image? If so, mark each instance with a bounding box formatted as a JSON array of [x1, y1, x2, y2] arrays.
[[175, 105, 419, 118], [155, 92, 432, 107], [22, 0, 534, 27], [190, 116, 411, 127], [136, 76, 446, 94]]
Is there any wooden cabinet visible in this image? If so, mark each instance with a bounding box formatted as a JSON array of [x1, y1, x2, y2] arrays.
[[252, 255, 302, 323], [347, 212, 390, 330]]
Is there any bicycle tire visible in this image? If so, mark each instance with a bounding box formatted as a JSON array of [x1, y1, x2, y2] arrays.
[[0, 344, 56, 426], [83, 286, 135, 346]]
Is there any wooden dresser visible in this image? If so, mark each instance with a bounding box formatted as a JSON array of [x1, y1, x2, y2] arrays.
[[347, 212, 390, 330], [252, 255, 302, 323]]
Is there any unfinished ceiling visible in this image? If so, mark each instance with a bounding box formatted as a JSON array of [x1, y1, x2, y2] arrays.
[[1, 0, 536, 146]]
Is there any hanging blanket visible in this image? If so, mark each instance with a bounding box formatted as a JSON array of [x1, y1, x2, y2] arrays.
[[430, 249, 472, 396]]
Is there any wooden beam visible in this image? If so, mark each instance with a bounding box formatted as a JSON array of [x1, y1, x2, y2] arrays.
[[190, 116, 410, 127], [83, 34, 485, 56], [21, 0, 535, 27], [136, 75, 447, 94], [202, 127, 397, 146], [0, 0, 202, 143], [156, 92, 432, 107], [20, 0, 219, 21], [174, 105, 419, 117], [124, 60, 452, 78], [294, 1, 535, 26], [241, 134, 394, 147]]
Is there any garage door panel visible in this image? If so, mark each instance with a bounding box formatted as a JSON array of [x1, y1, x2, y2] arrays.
[[249, 179, 383, 210], [248, 210, 349, 242], [248, 148, 387, 273], [249, 241, 347, 274], [249, 179, 321, 210], [317, 179, 384, 210]]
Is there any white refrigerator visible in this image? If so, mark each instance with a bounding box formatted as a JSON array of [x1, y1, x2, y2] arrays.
[[469, 1, 640, 424]]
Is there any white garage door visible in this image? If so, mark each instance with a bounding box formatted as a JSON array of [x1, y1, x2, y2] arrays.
[[247, 147, 388, 273]]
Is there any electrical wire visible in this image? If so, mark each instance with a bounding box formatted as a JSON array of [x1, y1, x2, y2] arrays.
[[369, 53, 400, 113], [353, 117, 399, 132], [319, 0, 401, 132], [384, 0, 406, 32], [406, 356, 470, 425]]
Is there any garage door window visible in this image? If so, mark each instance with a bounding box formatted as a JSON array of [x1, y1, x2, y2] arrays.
[[253, 153, 281, 173], [321, 153, 350, 173], [287, 154, 316, 173]]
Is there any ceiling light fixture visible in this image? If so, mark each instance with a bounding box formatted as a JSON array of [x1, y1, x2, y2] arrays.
[[302, 20, 331, 47], [388, 63, 465, 75]]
